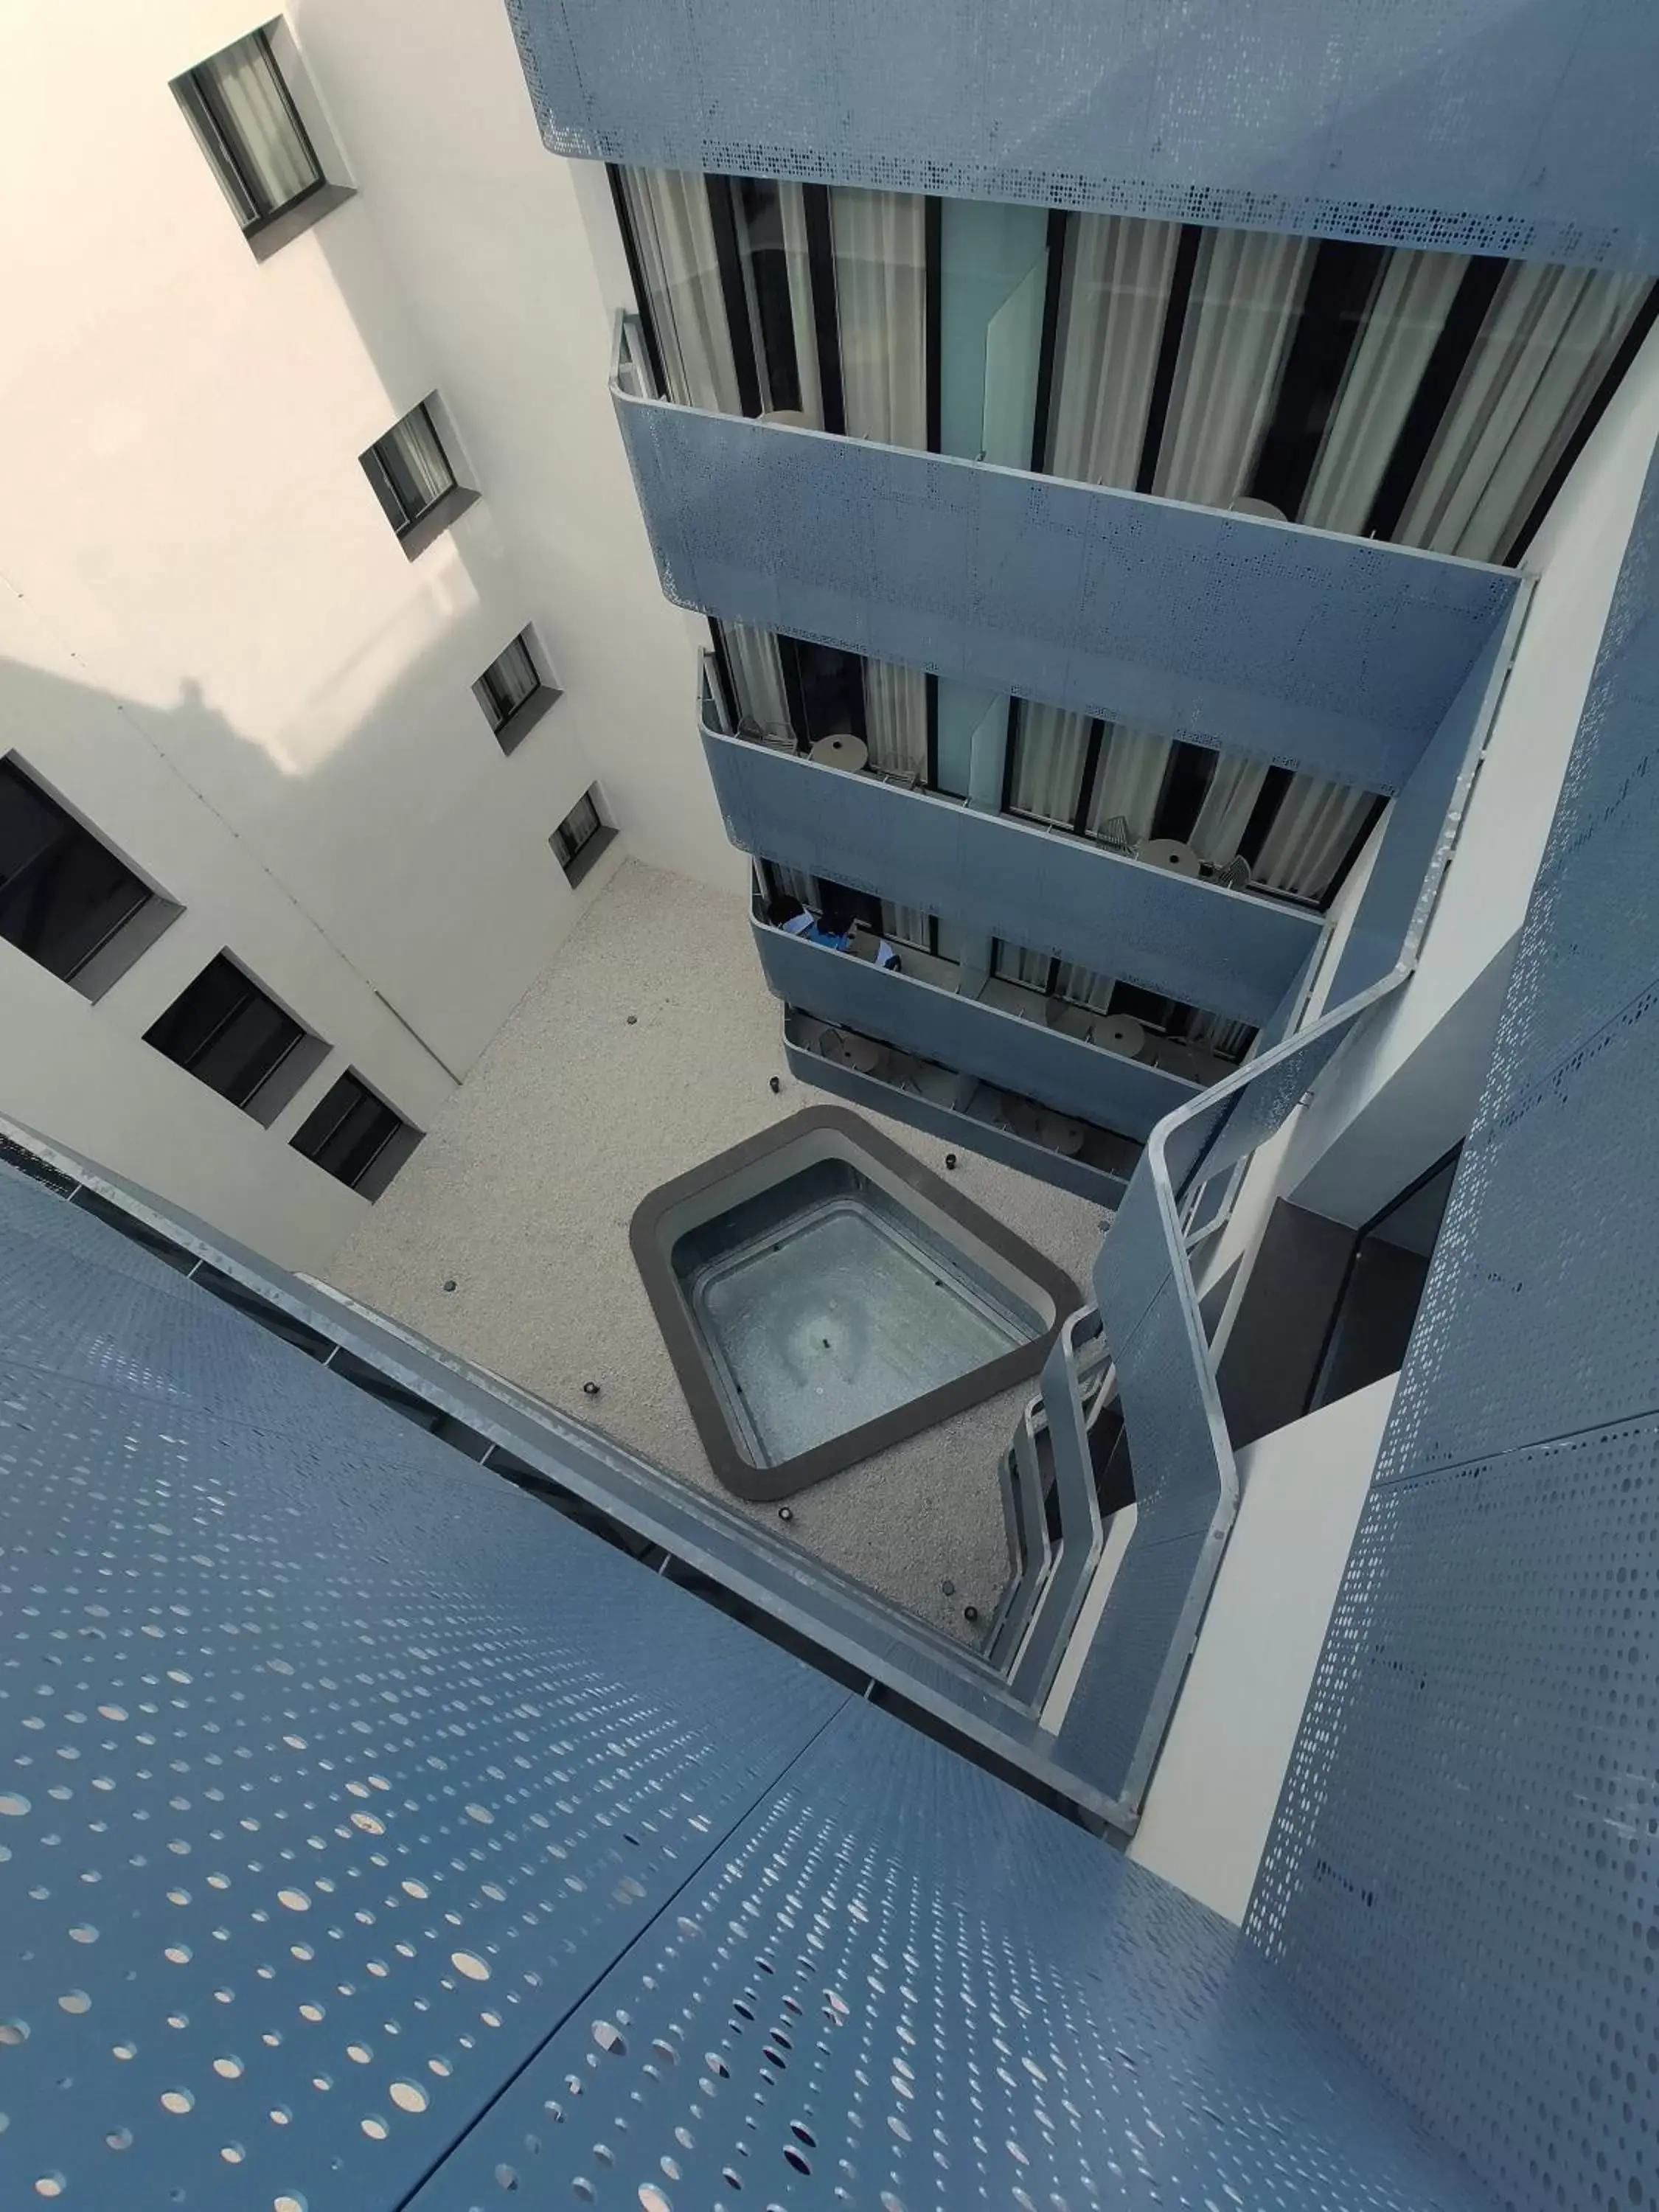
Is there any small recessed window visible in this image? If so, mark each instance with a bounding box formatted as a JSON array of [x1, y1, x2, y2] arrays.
[[145, 954, 328, 1127], [291, 1071, 421, 1199], [174, 27, 344, 253], [550, 788, 615, 886], [361, 400, 476, 558], [0, 758, 178, 1000], [474, 631, 558, 754]]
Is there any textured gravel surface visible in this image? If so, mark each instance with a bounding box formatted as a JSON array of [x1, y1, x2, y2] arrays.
[[326, 860, 1102, 1641]]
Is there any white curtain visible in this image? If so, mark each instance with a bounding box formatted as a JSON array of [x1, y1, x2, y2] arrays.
[[1152, 229, 1314, 509], [1187, 1012, 1256, 1061], [1053, 960, 1119, 1012], [1253, 774, 1377, 903], [1084, 723, 1172, 846], [995, 941, 1052, 989], [1298, 248, 1470, 534], [1394, 263, 1652, 563], [723, 622, 793, 741], [769, 862, 817, 908], [1189, 749, 1266, 866], [880, 902, 931, 950], [1046, 215, 1182, 487], [776, 182, 823, 427], [196, 32, 317, 219], [386, 404, 453, 514], [863, 657, 928, 776], [619, 168, 743, 414], [830, 188, 928, 448], [1009, 702, 1093, 822]]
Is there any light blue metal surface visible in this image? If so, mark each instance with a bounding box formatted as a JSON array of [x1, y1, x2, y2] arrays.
[[1326, 614, 1519, 1007], [626, 380, 1516, 787], [1009, 1310, 1104, 1702], [1248, 440, 1659, 2212], [0, 1122, 1499, 2212], [0, 1117, 1023, 1744], [406, 1695, 1493, 2212], [0, 1161, 849, 2212], [784, 1015, 1135, 1211], [1051, 574, 1523, 1805], [712, 734, 1322, 1028], [512, 0, 1659, 271], [753, 908, 1202, 1141]]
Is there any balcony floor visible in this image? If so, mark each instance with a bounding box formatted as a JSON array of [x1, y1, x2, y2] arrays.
[[324, 859, 1102, 1640]]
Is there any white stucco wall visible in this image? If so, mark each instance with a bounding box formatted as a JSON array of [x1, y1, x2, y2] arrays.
[[0, 1, 698, 1266], [1127, 1374, 1397, 1924]]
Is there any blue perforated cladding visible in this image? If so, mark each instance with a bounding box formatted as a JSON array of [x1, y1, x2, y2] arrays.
[[0, 1142, 1498, 2210], [508, 0, 1659, 271], [1247, 441, 1659, 2212], [0, 1164, 845, 2211], [711, 732, 1322, 1026], [622, 396, 1517, 790], [754, 914, 1198, 1139]]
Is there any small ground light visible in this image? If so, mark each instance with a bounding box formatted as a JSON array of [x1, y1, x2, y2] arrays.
[[778, 1506, 794, 1523], [964, 1604, 979, 1623], [945, 1152, 958, 1170], [582, 1380, 601, 1397], [442, 1279, 456, 1293]]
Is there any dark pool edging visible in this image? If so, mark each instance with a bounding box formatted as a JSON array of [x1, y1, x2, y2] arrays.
[[629, 1105, 1083, 1501]]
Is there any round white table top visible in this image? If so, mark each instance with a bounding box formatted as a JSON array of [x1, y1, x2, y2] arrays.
[[809, 732, 869, 773], [1140, 836, 1203, 878], [825, 1029, 881, 1074], [1036, 1110, 1088, 1156], [1096, 1014, 1146, 1060]]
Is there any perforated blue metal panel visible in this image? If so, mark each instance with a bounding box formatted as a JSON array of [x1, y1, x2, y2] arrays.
[[1247, 439, 1659, 2212], [1326, 615, 1518, 1007], [623, 397, 1517, 790], [710, 733, 1321, 1026], [403, 1697, 1492, 2212], [509, 0, 1659, 271], [0, 1113, 1503, 2211], [0, 1164, 846, 2212], [782, 1020, 1132, 1210], [754, 914, 1199, 1140]]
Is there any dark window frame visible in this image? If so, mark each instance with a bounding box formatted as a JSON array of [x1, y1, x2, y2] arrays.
[[550, 787, 616, 887], [291, 1070, 420, 1198], [143, 952, 325, 1125], [474, 630, 558, 754], [0, 756, 173, 998], [174, 27, 327, 240], [360, 399, 476, 559]]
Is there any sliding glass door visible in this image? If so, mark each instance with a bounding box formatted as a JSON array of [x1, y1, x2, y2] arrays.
[[616, 160, 1655, 566]]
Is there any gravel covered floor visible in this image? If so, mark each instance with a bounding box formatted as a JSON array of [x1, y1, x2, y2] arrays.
[[325, 860, 1103, 1640]]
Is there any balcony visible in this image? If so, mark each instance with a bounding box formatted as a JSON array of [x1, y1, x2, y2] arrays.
[[754, 897, 1207, 1142], [512, 2, 1658, 270], [782, 1010, 1138, 1212], [705, 691, 1323, 1031], [623, 320, 1520, 801]]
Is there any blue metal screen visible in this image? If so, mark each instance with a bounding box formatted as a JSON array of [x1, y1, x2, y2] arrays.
[[0, 1124, 1497, 2212], [1248, 441, 1659, 2212], [710, 730, 1322, 1026], [509, 0, 1659, 270], [623, 391, 1517, 792]]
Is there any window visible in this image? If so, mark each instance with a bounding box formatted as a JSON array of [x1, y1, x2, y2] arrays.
[[360, 400, 475, 558], [550, 789, 614, 886], [144, 954, 327, 1126], [291, 1072, 420, 1199], [474, 631, 558, 754], [0, 759, 175, 999], [174, 27, 345, 254], [616, 164, 1659, 566]]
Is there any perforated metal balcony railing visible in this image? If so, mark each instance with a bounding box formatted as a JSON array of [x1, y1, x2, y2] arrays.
[[618, 314, 1520, 800], [509, 0, 1659, 270]]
